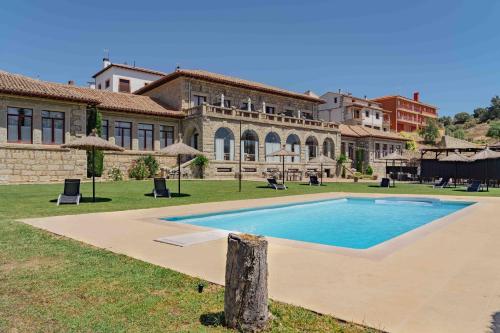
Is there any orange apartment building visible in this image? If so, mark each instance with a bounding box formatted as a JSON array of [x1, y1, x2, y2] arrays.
[[372, 92, 438, 132]]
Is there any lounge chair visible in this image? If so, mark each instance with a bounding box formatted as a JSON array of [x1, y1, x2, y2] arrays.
[[467, 180, 483, 192], [153, 177, 171, 198], [309, 175, 320, 186], [57, 179, 81, 205], [432, 178, 449, 188], [267, 178, 286, 190], [380, 177, 390, 188]]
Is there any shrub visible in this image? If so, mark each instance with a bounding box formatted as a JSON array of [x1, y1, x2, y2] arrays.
[[336, 154, 347, 164], [107, 167, 123, 181], [192, 155, 210, 178], [487, 121, 500, 138], [129, 159, 149, 180], [365, 165, 373, 175], [141, 155, 159, 177]]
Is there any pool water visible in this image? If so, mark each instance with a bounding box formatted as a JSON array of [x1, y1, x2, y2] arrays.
[[163, 198, 473, 249]]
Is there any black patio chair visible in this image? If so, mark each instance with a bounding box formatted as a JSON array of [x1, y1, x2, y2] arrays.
[[467, 180, 483, 192], [309, 175, 320, 186], [153, 178, 171, 198], [57, 179, 81, 205], [267, 178, 286, 190], [380, 178, 390, 188]]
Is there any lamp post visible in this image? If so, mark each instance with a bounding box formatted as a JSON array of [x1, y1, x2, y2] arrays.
[[239, 119, 242, 192]]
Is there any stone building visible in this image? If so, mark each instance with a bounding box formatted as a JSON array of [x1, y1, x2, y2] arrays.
[[0, 67, 407, 184]]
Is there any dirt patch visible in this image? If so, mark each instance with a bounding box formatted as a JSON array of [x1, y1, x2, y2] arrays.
[[0, 256, 65, 275]]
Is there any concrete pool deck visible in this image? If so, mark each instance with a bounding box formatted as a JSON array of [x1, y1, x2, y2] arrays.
[[22, 192, 500, 333]]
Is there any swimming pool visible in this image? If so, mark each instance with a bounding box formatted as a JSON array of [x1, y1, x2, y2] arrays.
[[163, 197, 473, 249]]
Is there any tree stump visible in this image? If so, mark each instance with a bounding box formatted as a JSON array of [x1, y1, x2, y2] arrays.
[[224, 233, 269, 332]]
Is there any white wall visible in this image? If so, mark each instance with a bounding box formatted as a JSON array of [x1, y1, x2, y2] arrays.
[[95, 67, 163, 93], [361, 109, 384, 128]]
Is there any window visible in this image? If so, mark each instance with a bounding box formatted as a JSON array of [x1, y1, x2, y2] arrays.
[[105, 79, 110, 89], [241, 130, 259, 161], [160, 125, 174, 149], [354, 110, 360, 118], [365, 110, 369, 117], [114, 121, 132, 149], [241, 102, 255, 112], [305, 136, 318, 160], [138, 123, 154, 151], [118, 79, 131, 93], [193, 95, 207, 106], [223, 99, 231, 108], [334, 97, 338, 103], [284, 109, 294, 117], [97, 84, 102, 90], [42, 111, 64, 144], [383, 144, 388, 156], [101, 120, 109, 140], [285, 134, 300, 163], [375, 112, 380, 120], [214, 127, 235, 161], [375, 143, 381, 158], [265, 106, 275, 114], [265, 132, 281, 162], [7, 107, 32, 143], [323, 138, 335, 159]]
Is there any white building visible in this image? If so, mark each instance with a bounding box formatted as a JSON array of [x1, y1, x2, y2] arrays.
[[318, 91, 391, 131], [92, 58, 166, 93]]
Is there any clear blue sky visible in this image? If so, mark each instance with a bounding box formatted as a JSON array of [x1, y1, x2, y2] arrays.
[[1, 0, 499, 116]]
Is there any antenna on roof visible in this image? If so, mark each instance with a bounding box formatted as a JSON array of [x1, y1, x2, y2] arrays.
[[103, 49, 111, 68], [175, 64, 181, 71], [133, 60, 136, 67]]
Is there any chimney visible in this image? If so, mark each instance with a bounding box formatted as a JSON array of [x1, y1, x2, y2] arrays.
[[67, 80, 75, 86], [413, 91, 419, 102], [103, 57, 111, 68]]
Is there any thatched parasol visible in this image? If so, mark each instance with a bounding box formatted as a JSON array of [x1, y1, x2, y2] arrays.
[[439, 151, 472, 187], [61, 129, 124, 202], [267, 146, 299, 186], [380, 151, 409, 186], [161, 135, 203, 195], [469, 148, 500, 191], [308, 155, 336, 185]]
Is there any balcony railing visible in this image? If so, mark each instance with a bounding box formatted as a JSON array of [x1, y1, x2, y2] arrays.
[[186, 104, 339, 130]]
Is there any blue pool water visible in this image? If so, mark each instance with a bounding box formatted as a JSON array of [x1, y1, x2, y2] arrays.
[[163, 198, 473, 249]]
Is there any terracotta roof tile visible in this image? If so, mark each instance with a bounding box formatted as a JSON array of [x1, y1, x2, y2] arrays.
[[135, 69, 324, 103], [339, 124, 408, 141], [0, 71, 183, 118]]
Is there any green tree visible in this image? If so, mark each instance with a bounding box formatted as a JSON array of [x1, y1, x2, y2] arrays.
[[420, 118, 440, 144], [473, 107, 489, 122], [453, 112, 471, 124], [86, 106, 104, 177], [487, 121, 500, 138], [438, 116, 453, 127]]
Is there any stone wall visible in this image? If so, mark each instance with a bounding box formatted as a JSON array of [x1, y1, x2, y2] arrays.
[[0, 145, 86, 184]]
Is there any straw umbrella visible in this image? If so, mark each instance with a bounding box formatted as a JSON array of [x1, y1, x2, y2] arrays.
[[61, 129, 124, 202], [308, 154, 336, 185], [161, 135, 203, 195], [470, 148, 500, 191], [439, 151, 471, 187], [381, 151, 409, 187], [267, 145, 299, 186]]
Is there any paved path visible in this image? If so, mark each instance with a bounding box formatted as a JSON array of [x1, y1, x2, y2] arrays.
[[22, 193, 500, 333]]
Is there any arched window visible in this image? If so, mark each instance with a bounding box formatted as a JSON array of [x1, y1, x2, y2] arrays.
[[323, 138, 335, 159], [286, 134, 301, 163], [305, 136, 318, 161], [241, 130, 259, 161], [265, 132, 281, 162], [214, 127, 235, 161]]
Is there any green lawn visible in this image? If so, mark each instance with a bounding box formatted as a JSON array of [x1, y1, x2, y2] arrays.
[[1, 180, 497, 332]]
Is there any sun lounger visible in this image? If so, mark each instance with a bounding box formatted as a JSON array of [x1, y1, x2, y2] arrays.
[[309, 175, 320, 186], [433, 178, 450, 188], [467, 180, 483, 192], [153, 177, 171, 198], [380, 178, 390, 188], [57, 179, 81, 205], [267, 178, 286, 190]]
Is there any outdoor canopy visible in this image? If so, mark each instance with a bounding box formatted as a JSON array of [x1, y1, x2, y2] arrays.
[[308, 154, 336, 185], [267, 145, 298, 186], [381, 151, 409, 186], [469, 148, 500, 191], [161, 135, 204, 195], [439, 151, 472, 187], [61, 129, 124, 202]]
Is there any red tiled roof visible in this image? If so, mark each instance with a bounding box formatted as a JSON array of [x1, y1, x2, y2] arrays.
[[0, 71, 183, 118], [0, 70, 100, 104], [135, 69, 324, 103], [92, 63, 167, 78], [371, 95, 438, 110], [339, 124, 408, 141]]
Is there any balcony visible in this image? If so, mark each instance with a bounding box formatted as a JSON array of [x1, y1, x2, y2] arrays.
[[186, 104, 339, 131]]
